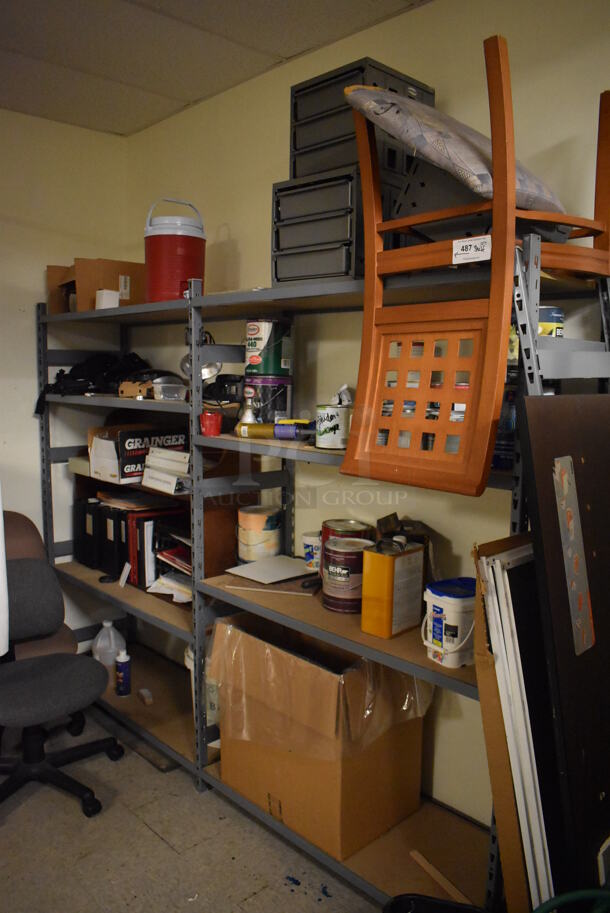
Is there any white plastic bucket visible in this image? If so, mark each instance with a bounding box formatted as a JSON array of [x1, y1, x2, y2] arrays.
[[421, 578, 476, 668]]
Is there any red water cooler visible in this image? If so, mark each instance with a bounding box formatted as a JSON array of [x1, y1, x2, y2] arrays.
[[145, 198, 206, 302]]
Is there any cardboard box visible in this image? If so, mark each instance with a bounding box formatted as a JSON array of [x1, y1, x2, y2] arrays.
[[46, 258, 145, 314], [88, 425, 188, 485], [208, 613, 424, 860]]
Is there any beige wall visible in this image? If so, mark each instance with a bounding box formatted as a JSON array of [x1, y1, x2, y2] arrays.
[[0, 0, 607, 823], [0, 108, 128, 525]]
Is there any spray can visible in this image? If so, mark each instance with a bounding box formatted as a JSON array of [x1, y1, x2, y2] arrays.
[[115, 649, 131, 697]]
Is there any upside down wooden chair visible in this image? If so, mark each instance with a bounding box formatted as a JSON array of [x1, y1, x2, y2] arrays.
[[340, 35, 609, 496]]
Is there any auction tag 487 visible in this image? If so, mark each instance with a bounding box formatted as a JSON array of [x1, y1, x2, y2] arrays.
[[452, 234, 492, 264]]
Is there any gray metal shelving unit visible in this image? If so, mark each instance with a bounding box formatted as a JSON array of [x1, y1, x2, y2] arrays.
[[36, 268, 604, 908], [37, 294, 296, 778], [37, 298, 205, 774]]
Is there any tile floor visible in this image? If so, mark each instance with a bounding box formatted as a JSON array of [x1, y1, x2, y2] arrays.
[[0, 714, 379, 913]]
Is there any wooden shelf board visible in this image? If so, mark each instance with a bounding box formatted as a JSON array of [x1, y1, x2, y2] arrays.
[[101, 643, 195, 763], [203, 762, 488, 906], [195, 432, 345, 465], [57, 560, 192, 638], [198, 574, 478, 698]]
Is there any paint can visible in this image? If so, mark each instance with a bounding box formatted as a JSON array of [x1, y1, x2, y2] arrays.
[[243, 376, 293, 423], [320, 519, 375, 562], [245, 319, 292, 376], [421, 577, 476, 668], [302, 531, 322, 570], [238, 505, 282, 562], [315, 404, 351, 449], [323, 537, 375, 613], [538, 305, 564, 337]]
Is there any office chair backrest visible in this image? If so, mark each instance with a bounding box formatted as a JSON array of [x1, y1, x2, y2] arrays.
[[3, 511, 47, 561], [6, 560, 64, 643]]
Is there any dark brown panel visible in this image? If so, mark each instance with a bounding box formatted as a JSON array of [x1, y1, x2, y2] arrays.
[[519, 394, 610, 888]]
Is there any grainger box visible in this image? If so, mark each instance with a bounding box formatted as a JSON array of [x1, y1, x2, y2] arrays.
[[88, 424, 188, 484], [208, 613, 429, 860]]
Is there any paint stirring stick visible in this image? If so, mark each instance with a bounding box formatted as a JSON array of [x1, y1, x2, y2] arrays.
[[410, 850, 473, 905]]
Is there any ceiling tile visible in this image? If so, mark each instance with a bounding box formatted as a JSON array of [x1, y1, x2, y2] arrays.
[[0, 0, 433, 134], [132, 0, 422, 59], [0, 0, 280, 103], [0, 50, 185, 134]]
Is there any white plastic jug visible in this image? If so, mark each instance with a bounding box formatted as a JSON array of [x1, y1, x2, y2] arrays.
[[92, 620, 126, 668]]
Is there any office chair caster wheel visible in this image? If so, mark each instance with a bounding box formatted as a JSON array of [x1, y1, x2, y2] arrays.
[[67, 711, 86, 736], [106, 743, 124, 762], [82, 796, 102, 818]]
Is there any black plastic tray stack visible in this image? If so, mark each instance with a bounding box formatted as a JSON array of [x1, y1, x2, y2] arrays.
[[272, 58, 435, 285]]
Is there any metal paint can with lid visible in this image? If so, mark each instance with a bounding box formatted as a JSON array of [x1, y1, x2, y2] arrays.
[[243, 375, 293, 423], [320, 518, 375, 561], [538, 305, 564, 337], [245, 319, 292, 376], [323, 537, 375, 613], [315, 404, 350, 449]]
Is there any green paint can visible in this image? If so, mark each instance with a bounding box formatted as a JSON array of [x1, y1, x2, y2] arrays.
[[245, 319, 292, 376]]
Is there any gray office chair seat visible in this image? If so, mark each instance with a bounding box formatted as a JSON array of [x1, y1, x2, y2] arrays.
[[0, 654, 108, 729]]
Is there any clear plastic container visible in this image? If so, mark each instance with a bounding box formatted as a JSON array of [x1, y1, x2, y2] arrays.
[[92, 620, 126, 668]]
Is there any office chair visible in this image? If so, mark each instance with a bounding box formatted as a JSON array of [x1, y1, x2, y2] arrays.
[[0, 513, 124, 817], [2, 511, 86, 740]]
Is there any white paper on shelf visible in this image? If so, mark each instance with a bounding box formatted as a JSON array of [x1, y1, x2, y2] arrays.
[[147, 572, 192, 604], [0, 482, 8, 655], [226, 555, 316, 584]]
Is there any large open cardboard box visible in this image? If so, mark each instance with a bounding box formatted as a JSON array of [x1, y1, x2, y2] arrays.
[[47, 258, 146, 313], [208, 613, 425, 860]]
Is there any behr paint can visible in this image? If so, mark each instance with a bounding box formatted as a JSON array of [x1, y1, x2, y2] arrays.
[[245, 319, 292, 376], [323, 537, 375, 613], [315, 404, 350, 449]]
